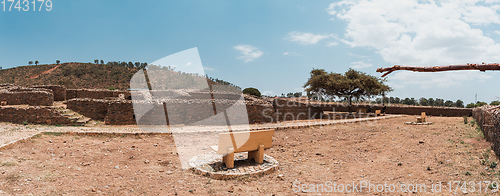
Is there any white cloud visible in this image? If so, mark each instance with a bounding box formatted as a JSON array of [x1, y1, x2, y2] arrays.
[[328, 0, 500, 66], [233, 45, 263, 63], [328, 0, 500, 86], [282, 51, 301, 56], [350, 61, 373, 69], [286, 31, 331, 45], [262, 90, 276, 96], [495, 30, 500, 35], [326, 42, 339, 47], [388, 71, 492, 89], [203, 66, 215, 71]]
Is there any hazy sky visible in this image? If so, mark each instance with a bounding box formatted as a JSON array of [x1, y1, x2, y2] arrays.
[[1, 0, 499, 104]]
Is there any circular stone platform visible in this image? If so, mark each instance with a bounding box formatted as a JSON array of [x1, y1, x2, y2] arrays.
[[189, 152, 278, 180]]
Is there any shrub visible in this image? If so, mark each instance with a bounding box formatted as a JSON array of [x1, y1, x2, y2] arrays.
[[242, 87, 261, 97], [108, 87, 116, 90], [466, 103, 476, 108], [490, 100, 500, 106], [463, 116, 468, 124]]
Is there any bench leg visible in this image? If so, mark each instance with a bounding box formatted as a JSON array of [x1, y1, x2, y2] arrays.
[[248, 144, 265, 164], [223, 148, 234, 169]]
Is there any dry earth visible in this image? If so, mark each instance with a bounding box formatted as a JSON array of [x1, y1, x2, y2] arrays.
[[0, 116, 498, 195]]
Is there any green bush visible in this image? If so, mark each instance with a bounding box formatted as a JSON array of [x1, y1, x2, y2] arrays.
[[242, 87, 261, 97], [108, 87, 116, 90], [466, 101, 488, 108], [490, 100, 500, 106]]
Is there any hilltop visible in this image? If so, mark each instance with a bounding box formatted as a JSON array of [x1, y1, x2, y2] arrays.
[[0, 63, 239, 90]]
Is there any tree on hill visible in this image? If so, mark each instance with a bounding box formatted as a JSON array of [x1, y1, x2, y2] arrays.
[[304, 68, 392, 112], [456, 99, 464, 108], [419, 97, 428, 106], [444, 100, 454, 107], [28, 61, 33, 65], [100, 60, 104, 64], [56, 60, 60, 64], [35, 60, 39, 66], [243, 87, 261, 97], [490, 100, 500, 106]]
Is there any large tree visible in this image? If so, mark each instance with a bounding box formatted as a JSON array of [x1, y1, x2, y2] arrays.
[[304, 68, 392, 112]]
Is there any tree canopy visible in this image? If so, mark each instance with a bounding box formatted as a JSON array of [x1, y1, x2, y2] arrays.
[[243, 87, 261, 97], [304, 68, 392, 108]]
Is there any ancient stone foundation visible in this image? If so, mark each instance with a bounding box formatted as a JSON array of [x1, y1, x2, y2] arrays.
[[66, 96, 473, 125], [0, 85, 54, 106], [0, 83, 474, 126], [32, 85, 66, 101], [0, 106, 74, 125]]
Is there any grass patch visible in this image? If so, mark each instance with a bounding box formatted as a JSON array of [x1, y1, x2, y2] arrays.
[[470, 119, 476, 127], [1, 162, 17, 167], [42, 132, 64, 136], [6, 173, 22, 182], [31, 134, 41, 139]]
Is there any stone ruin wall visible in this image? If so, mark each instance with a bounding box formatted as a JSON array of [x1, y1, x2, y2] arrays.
[[473, 106, 500, 156], [32, 85, 66, 101], [67, 95, 473, 126], [66, 89, 131, 100], [0, 84, 474, 126], [319, 103, 472, 117], [0, 106, 74, 125], [0, 85, 54, 106]]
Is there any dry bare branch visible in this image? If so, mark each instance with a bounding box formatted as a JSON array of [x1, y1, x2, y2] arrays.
[[376, 63, 500, 77]]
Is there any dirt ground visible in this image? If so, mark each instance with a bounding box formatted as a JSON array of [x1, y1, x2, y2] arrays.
[[0, 116, 499, 195]]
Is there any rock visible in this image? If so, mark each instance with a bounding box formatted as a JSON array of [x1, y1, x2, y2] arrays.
[[114, 165, 120, 169]]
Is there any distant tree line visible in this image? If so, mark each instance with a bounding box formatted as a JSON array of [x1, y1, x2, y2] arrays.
[[205, 75, 241, 90], [28, 60, 39, 66], [104, 60, 148, 69], [280, 92, 303, 98], [369, 97, 465, 108]]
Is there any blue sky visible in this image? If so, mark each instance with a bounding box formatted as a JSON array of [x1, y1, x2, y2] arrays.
[[1, 0, 500, 104]]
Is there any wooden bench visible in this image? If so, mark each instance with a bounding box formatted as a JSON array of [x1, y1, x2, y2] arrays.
[[416, 112, 426, 123], [210, 129, 274, 169]]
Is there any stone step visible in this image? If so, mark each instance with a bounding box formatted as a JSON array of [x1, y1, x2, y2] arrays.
[[76, 117, 90, 124], [68, 117, 79, 121], [55, 106, 103, 126]]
